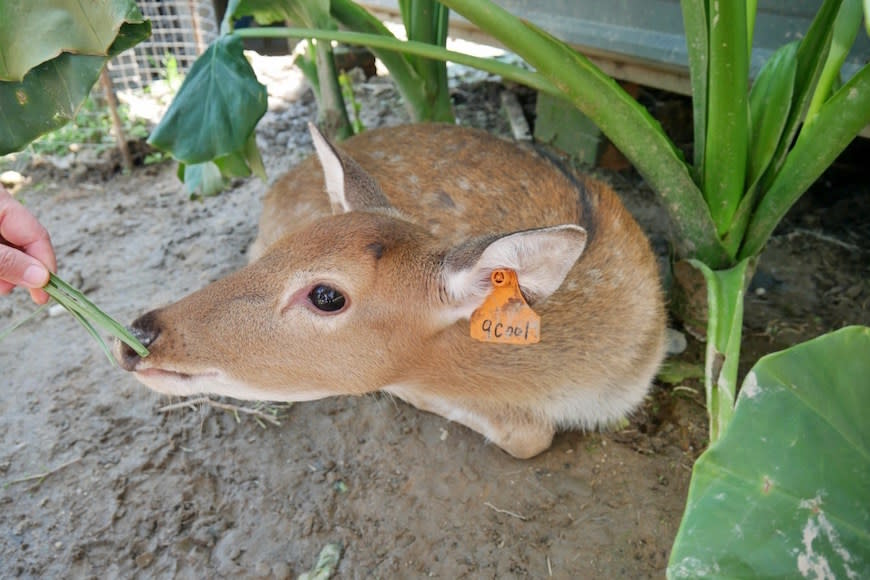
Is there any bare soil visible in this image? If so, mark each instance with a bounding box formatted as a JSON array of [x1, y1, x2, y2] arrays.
[[1, 58, 867, 578]]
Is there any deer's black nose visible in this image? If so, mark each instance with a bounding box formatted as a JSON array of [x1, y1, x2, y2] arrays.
[[116, 310, 160, 371]]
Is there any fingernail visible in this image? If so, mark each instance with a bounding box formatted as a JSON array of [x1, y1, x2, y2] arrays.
[[22, 264, 49, 288]]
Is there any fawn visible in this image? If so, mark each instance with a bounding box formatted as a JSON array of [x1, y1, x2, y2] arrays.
[[117, 123, 666, 458]]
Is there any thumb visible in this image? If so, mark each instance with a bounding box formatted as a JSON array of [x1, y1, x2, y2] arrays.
[[0, 245, 50, 289]]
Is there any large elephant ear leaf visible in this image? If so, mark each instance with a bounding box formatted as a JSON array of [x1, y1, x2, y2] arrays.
[[0, 0, 148, 81], [668, 326, 870, 578], [0, 0, 150, 155], [147, 34, 267, 166]]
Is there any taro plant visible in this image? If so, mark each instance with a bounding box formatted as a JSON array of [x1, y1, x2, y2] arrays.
[[0, 0, 151, 361], [668, 326, 870, 577]]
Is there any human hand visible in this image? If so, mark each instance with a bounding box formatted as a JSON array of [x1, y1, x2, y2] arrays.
[[0, 185, 57, 304]]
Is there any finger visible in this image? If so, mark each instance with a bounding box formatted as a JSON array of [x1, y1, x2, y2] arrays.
[[29, 287, 50, 305], [0, 280, 13, 295], [0, 244, 50, 289], [0, 190, 56, 271], [25, 236, 57, 273]]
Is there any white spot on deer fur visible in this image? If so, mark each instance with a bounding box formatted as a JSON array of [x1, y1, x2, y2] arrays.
[[796, 495, 857, 580], [742, 371, 761, 399]]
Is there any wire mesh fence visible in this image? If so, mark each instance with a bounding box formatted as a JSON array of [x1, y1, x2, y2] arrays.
[[10, 1, 219, 166], [108, 0, 219, 93]]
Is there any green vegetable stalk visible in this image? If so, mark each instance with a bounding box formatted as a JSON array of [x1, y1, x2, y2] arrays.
[[43, 273, 149, 363]]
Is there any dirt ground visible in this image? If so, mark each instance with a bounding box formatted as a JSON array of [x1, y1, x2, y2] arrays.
[[1, 56, 867, 579]]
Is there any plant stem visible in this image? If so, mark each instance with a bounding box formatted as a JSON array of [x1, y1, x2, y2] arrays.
[[43, 273, 149, 361], [331, 0, 454, 122], [691, 258, 754, 442], [232, 27, 557, 97], [680, 0, 709, 185]]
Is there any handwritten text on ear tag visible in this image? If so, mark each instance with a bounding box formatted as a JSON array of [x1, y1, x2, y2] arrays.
[[470, 269, 541, 344]]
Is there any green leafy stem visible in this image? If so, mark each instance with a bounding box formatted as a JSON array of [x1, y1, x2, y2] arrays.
[[43, 273, 149, 363]]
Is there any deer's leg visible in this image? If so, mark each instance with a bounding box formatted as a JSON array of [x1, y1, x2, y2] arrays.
[[383, 386, 554, 459]]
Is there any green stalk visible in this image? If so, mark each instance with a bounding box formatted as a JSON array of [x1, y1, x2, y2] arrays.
[[233, 27, 559, 97], [313, 39, 353, 139], [330, 0, 449, 122], [703, 0, 749, 237], [0, 304, 48, 342], [680, 0, 709, 185], [400, 0, 453, 122], [747, 0, 758, 58], [691, 258, 753, 442], [740, 63, 870, 260], [42, 273, 150, 363]]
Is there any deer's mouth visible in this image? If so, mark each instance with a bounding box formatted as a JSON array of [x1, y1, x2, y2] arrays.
[[131, 366, 221, 397], [137, 368, 201, 381]]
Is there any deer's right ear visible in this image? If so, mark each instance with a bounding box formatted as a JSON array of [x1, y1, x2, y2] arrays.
[[308, 122, 394, 215]]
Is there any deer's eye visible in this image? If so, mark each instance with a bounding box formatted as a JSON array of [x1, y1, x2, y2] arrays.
[[308, 284, 346, 312]]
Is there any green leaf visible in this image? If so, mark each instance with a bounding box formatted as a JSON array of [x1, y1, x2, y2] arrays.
[[42, 273, 150, 363], [805, 0, 863, 125], [179, 161, 225, 197], [0, 1, 150, 155], [0, 53, 105, 155], [703, 0, 749, 236], [657, 360, 705, 385], [210, 134, 266, 180], [680, 0, 708, 184], [0, 0, 147, 81], [225, 0, 332, 29], [746, 42, 797, 190], [668, 326, 870, 578], [223, 0, 290, 30], [740, 62, 870, 260], [763, 0, 843, 187], [147, 34, 267, 165], [723, 43, 798, 255], [299, 543, 342, 580]]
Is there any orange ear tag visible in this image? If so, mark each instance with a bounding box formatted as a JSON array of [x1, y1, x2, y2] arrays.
[[470, 269, 541, 345]]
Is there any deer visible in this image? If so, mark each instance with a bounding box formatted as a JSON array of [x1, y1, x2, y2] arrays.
[[116, 123, 666, 459]]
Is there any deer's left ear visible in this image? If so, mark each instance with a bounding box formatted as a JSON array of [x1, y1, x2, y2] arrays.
[[308, 122, 394, 215], [440, 225, 587, 321]]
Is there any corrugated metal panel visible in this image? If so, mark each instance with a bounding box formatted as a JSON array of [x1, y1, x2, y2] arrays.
[[359, 0, 869, 93]]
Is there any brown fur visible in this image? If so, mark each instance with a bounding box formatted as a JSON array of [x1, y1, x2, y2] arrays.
[[117, 124, 666, 458]]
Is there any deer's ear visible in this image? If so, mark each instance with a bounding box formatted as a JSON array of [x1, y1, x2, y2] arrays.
[[440, 225, 587, 321], [308, 122, 393, 215]]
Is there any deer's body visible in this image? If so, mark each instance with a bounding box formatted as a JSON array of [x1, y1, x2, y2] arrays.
[[118, 124, 666, 458]]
